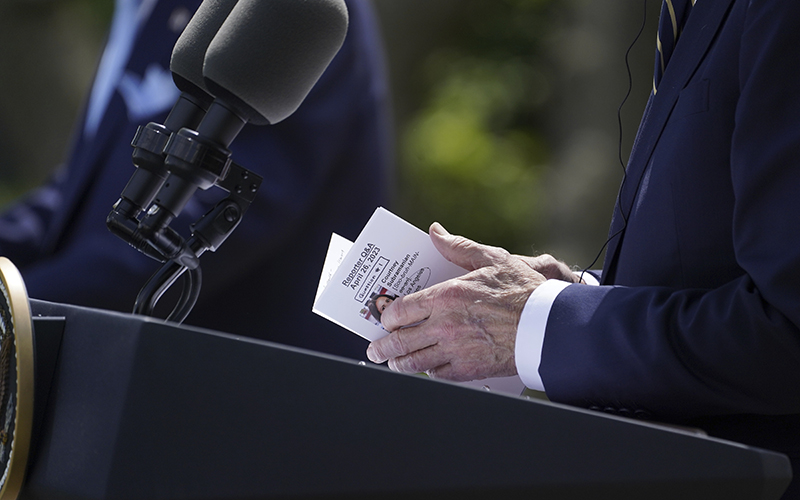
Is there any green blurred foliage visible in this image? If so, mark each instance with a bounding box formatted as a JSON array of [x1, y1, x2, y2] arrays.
[[0, 0, 112, 206], [0, 0, 112, 21], [397, 0, 557, 254], [60, 0, 114, 26], [0, 0, 652, 263]]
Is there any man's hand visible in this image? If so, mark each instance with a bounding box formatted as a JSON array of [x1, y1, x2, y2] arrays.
[[514, 254, 583, 283], [365, 222, 547, 381]]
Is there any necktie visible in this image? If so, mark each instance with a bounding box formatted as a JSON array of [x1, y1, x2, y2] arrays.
[[653, 0, 694, 93]]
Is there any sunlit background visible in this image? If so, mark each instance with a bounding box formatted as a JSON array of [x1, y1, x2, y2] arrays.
[[0, 0, 660, 269]]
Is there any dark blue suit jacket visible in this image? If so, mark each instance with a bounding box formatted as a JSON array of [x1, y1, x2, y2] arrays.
[[540, 0, 799, 493], [0, 0, 392, 360]]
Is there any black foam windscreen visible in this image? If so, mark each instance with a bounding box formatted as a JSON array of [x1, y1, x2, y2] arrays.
[[202, 0, 349, 125], [170, 0, 240, 103]]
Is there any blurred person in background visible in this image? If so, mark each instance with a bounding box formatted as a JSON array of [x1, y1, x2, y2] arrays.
[[0, 0, 393, 360]]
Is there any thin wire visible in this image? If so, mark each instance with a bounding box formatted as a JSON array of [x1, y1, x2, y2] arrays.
[[580, 0, 649, 282], [168, 267, 202, 323], [615, 0, 650, 225]]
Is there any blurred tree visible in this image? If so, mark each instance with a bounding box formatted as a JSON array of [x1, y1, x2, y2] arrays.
[[0, 0, 659, 267], [0, 0, 111, 203], [381, 0, 557, 254], [540, 0, 659, 266], [375, 0, 658, 263]]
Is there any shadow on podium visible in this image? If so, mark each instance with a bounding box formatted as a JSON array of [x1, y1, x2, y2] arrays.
[[19, 299, 791, 500]]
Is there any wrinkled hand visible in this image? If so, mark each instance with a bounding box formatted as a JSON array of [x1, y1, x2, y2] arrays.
[[365, 223, 547, 382], [513, 254, 583, 283]]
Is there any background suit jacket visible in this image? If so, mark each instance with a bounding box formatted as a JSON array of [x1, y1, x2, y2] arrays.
[[0, 0, 392, 360], [539, 0, 799, 494]]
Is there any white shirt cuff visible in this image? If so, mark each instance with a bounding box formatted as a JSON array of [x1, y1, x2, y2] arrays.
[[515, 279, 572, 392]]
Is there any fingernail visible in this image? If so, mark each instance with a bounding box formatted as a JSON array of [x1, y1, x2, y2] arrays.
[[366, 344, 384, 363], [430, 222, 449, 237]]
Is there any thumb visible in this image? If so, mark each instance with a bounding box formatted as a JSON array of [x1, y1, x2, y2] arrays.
[[429, 222, 508, 271]]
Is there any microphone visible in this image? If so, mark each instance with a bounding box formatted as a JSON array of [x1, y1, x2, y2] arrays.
[[109, 0, 350, 322], [107, 0, 240, 261], [203, 0, 350, 126], [140, 0, 349, 239], [170, 0, 240, 103]]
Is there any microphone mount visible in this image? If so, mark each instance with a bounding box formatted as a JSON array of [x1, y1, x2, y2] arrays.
[[107, 99, 261, 323]]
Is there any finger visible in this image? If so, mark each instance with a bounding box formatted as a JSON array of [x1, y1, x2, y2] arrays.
[[379, 289, 434, 332], [429, 222, 509, 271], [426, 362, 462, 381], [386, 344, 450, 375], [514, 254, 580, 282], [366, 322, 437, 364]]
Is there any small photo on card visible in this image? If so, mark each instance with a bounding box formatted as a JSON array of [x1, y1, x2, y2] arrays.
[[360, 288, 398, 329]]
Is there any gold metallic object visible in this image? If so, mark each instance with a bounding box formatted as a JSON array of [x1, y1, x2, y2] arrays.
[[0, 258, 33, 500]]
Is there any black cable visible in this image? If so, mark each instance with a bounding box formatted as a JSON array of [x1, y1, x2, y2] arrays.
[[614, 0, 650, 226], [168, 266, 202, 324], [580, 0, 649, 281], [134, 260, 202, 323], [134, 261, 187, 318]]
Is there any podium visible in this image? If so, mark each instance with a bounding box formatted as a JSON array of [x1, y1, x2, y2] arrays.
[[0, 297, 780, 499]]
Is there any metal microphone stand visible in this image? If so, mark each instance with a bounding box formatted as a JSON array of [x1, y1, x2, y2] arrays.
[[107, 104, 261, 323]]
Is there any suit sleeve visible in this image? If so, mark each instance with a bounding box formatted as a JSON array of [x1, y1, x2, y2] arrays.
[[538, 0, 800, 421], [0, 170, 68, 267]]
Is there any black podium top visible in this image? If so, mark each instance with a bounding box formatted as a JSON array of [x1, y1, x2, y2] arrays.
[[18, 299, 791, 500]]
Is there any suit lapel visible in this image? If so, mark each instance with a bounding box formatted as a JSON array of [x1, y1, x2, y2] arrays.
[[601, 0, 737, 284]]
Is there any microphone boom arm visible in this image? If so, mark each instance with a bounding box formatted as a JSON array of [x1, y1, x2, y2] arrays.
[[129, 161, 262, 322]]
